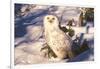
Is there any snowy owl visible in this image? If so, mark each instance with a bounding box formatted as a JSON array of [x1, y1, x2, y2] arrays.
[[43, 15, 74, 59]]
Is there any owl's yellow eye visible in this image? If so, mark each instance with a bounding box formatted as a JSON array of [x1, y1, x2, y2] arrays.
[[47, 17, 49, 20], [52, 17, 55, 20]]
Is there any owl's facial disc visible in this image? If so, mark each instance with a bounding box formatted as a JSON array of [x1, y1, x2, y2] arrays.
[[47, 17, 55, 23]]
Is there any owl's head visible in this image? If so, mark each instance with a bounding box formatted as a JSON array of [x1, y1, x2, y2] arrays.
[[44, 15, 59, 28]]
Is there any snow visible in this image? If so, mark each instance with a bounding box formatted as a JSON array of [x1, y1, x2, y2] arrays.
[[68, 49, 94, 62], [14, 4, 94, 65], [25, 25, 43, 41], [15, 42, 48, 65], [65, 26, 94, 35]]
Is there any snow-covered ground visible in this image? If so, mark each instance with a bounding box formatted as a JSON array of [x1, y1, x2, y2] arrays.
[[14, 4, 94, 65]]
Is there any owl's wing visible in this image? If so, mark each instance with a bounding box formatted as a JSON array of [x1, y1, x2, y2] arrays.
[[59, 30, 73, 47], [64, 34, 74, 58], [56, 31, 74, 58], [65, 35, 73, 46]]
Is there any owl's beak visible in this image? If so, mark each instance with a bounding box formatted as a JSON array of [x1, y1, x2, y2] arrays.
[[49, 20, 53, 23]]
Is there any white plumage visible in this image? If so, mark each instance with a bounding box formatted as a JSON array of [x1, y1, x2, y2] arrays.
[[44, 15, 74, 59]]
